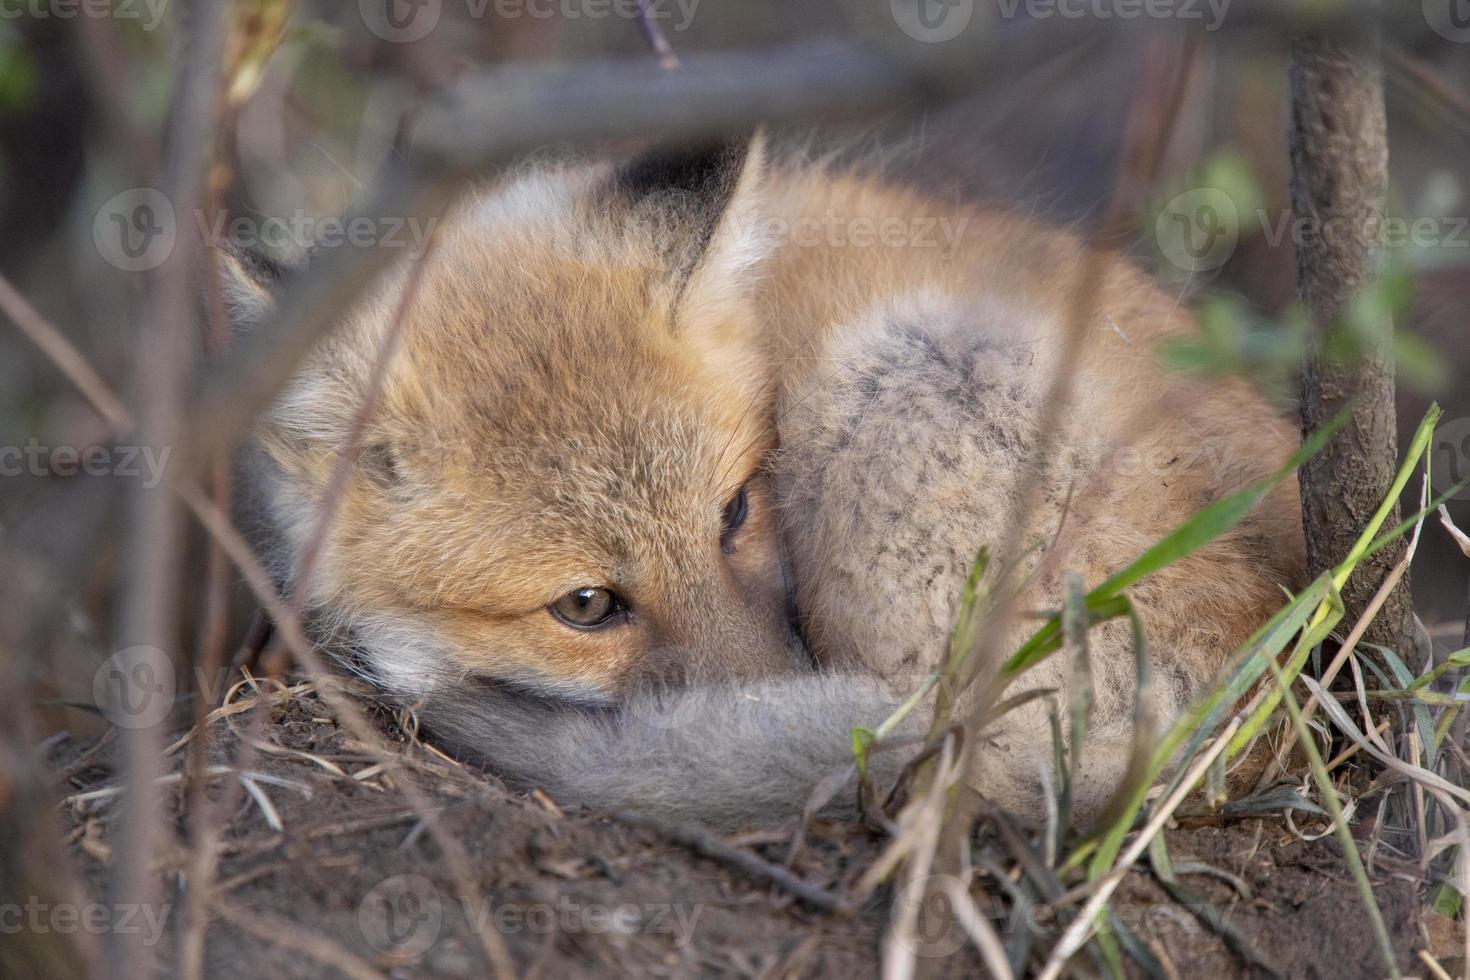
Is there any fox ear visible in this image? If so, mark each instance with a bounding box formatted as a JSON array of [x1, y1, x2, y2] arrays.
[[209, 243, 292, 335], [611, 131, 770, 323]]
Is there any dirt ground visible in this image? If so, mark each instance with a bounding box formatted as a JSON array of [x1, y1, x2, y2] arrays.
[[40, 683, 1439, 980]]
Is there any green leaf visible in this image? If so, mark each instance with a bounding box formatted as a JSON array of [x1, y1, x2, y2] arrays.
[[1430, 879, 1463, 919], [850, 726, 875, 779]]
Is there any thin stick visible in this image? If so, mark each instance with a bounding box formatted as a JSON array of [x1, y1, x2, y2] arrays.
[[0, 271, 132, 432], [290, 228, 441, 604], [612, 810, 850, 913], [111, 6, 227, 979], [181, 20, 249, 974], [210, 898, 385, 980], [633, 0, 681, 70]]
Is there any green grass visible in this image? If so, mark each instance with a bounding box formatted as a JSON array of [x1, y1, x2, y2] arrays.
[[876, 402, 1464, 977]]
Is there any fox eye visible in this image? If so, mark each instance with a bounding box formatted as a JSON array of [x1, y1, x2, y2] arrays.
[[720, 484, 750, 552], [549, 587, 627, 630]]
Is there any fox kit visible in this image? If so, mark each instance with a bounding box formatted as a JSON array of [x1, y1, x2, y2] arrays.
[[229, 136, 1304, 828]]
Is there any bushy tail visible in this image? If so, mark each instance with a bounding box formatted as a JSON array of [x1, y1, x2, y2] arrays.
[[415, 673, 920, 829]]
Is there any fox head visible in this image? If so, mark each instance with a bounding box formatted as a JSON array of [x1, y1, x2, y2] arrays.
[[226, 137, 803, 700]]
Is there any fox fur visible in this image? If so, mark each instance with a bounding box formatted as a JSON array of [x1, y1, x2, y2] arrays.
[[230, 136, 1305, 830]]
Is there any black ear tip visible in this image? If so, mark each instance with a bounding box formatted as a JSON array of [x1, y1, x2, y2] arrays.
[[218, 240, 290, 288], [613, 137, 753, 202]]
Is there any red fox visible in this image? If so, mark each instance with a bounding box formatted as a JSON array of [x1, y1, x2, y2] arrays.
[[229, 136, 1304, 828]]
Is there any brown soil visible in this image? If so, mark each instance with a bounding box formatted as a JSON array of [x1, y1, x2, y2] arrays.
[[49, 686, 1431, 979]]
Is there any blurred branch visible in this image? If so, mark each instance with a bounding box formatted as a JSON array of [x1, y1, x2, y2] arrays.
[[0, 271, 132, 432], [109, 5, 228, 980], [208, 899, 385, 980]]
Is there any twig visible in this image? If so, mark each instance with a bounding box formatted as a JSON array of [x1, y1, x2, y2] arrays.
[[0, 271, 132, 432], [209, 898, 386, 980], [633, 0, 681, 70], [289, 227, 441, 604], [110, 6, 228, 979], [611, 810, 851, 914], [182, 7, 258, 973]]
